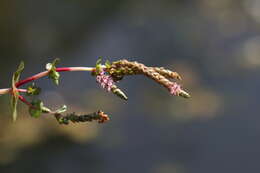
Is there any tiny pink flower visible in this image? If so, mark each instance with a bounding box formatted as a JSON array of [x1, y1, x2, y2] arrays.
[[96, 70, 114, 92], [169, 82, 181, 96]]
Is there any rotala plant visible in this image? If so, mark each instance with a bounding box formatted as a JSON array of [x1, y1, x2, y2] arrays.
[[0, 58, 191, 125]]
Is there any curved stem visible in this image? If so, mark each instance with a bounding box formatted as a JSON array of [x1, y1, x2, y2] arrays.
[[16, 67, 95, 87], [16, 71, 49, 88], [0, 66, 97, 96], [18, 95, 32, 107], [0, 64, 108, 97]]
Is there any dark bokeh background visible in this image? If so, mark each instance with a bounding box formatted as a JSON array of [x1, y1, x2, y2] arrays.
[[0, 0, 260, 173]]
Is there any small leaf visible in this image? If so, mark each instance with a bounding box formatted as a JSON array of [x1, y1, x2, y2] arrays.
[[13, 61, 24, 84], [55, 105, 67, 114], [105, 60, 111, 69], [50, 70, 60, 85], [46, 58, 60, 85], [29, 100, 44, 118], [95, 57, 103, 75], [96, 57, 102, 66], [46, 58, 60, 70], [11, 61, 25, 121], [45, 63, 52, 71], [10, 94, 18, 122], [26, 83, 41, 96]]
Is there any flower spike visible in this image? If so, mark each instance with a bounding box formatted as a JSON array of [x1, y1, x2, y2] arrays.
[[95, 69, 128, 100], [107, 59, 190, 98]]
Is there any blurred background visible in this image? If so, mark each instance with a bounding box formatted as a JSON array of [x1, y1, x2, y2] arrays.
[[0, 0, 260, 172]]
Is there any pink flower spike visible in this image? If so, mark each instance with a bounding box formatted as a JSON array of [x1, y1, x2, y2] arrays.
[[96, 70, 115, 92], [169, 82, 181, 96]]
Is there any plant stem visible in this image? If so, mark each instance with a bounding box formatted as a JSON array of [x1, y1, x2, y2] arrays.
[[0, 88, 27, 95], [0, 88, 11, 95], [16, 67, 95, 87], [18, 95, 32, 107], [0, 66, 97, 96], [16, 71, 49, 88], [17, 89, 27, 93]]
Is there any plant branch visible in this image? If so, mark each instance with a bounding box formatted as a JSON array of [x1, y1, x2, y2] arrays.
[[1, 58, 191, 124], [0, 66, 97, 96], [0, 88, 27, 95], [16, 67, 96, 88], [18, 95, 32, 107]]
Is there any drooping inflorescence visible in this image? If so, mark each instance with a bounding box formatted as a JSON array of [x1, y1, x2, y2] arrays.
[[55, 110, 109, 125], [0, 57, 190, 125], [106, 59, 190, 98]]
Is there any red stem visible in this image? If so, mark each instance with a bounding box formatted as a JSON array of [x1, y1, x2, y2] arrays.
[[18, 95, 32, 107], [0, 66, 97, 96], [13, 66, 95, 108], [16, 71, 49, 87], [16, 67, 94, 88]]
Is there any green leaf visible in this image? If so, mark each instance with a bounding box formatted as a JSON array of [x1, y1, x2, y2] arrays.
[[105, 60, 111, 69], [50, 70, 60, 85], [46, 58, 59, 70], [26, 83, 41, 96], [10, 94, 18, 122], [11, 61, 25, 121], [46, 58, 60, 85], [96, 57, 102, 66], [13, 61, 24, 84], [29, 100, 44, 118], [95, 57, 103, 75], [55, 105, 67, 114]]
